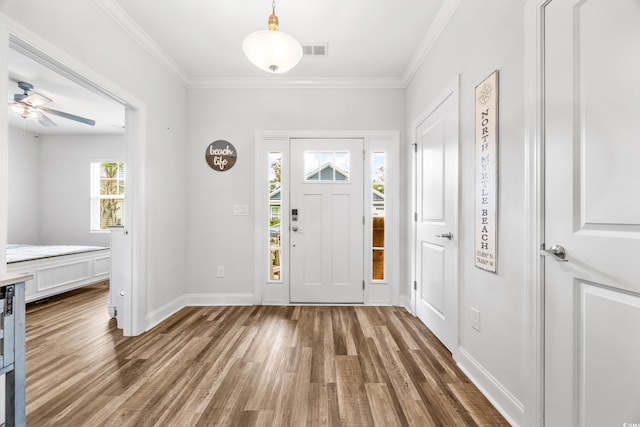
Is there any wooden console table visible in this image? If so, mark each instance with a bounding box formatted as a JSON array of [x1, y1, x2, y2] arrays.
[[0, 273, 31, 427]]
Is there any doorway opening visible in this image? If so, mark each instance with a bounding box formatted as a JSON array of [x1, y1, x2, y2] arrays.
[[1, 34, 147, 336]]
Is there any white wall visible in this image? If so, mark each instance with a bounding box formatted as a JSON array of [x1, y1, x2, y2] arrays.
[[404, 0, 526, 424], [0, 0, 187, 322], [186, 88, 404, 297], [7, 126, 40, 244], [8, 129, 125, 246], [37, 133, 125, 247]]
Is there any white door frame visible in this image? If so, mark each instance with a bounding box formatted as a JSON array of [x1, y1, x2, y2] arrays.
[[409, 76, 460, 357], [0, 14, 148, 336], [254, 130, 400, 306], [524, 1, 550, 425]]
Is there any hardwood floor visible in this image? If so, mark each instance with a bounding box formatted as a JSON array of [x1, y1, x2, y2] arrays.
[[25, 283, 509, 426]]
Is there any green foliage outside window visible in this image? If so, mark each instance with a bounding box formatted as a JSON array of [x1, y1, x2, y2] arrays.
[[99, 162, 125, 229]]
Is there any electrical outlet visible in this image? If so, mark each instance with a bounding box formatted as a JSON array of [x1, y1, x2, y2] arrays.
[[471, 308, 480, 332], [217, 266, 224, 278]]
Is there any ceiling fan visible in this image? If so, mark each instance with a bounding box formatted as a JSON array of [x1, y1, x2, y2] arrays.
[[8, 81, 95, 127]]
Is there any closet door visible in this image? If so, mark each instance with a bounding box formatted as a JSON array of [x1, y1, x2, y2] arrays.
[[543, 1, 640, 425]]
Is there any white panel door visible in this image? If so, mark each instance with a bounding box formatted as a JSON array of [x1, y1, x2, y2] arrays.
[[414, 84, 459, 353], [290, 138, 364, 303], [544, 1, 640, 425]]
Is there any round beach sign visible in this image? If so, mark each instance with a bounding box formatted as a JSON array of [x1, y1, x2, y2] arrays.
[[205, 140, 237, 172]]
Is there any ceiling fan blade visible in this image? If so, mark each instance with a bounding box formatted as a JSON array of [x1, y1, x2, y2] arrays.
[[38, 113, 57, 127], [22, 92, 52, 107], [39, 106, 96, 126]]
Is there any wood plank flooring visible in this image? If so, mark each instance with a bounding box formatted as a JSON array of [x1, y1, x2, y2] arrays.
[[25, 283, 509, 426]]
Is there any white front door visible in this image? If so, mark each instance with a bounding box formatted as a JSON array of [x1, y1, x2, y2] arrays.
[[414, 82, 459, 353], [290, 138, 364, 303], [544, 1, 640, 425]]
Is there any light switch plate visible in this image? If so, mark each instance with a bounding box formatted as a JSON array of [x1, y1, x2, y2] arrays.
[[471, 308, 480, 331], [233, 204, 249, 216]]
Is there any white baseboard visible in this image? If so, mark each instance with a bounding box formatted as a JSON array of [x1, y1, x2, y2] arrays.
[[145, 295, 186, 331], [145, 293, 254, 331], [456, 347, 524, 427], [184, 293, 255, 306], [399, 294, 413, 314]]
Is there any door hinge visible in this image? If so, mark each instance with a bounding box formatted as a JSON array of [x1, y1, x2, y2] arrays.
[[363, 280, 365, 290], [412, 142, 418, 153], [363, 216, 365, 226], [414, 212, 418, 222], [413, 281, 417, 291]]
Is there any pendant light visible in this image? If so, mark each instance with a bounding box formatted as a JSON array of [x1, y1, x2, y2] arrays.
[[242, 0, 303, 73]]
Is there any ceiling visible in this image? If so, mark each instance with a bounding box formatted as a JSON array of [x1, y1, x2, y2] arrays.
[[7, 48, 125, 135], [100, 0, 452, 86], [7, 0, 454, 134]]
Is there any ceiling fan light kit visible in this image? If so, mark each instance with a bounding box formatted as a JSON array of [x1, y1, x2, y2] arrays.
[[10, 103, 39, 120], [242, 0, 303, 73], [8, 81, 96, 127]]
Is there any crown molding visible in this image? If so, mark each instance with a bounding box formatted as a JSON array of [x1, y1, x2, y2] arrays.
[[402, 0, 463, 87], [95, 0, 404, 90], [95, 0, 458, 90], [187, 77, 407, 89], [94, 0, 190, 87]]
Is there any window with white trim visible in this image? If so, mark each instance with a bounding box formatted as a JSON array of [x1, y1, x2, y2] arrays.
[[268, 152, 282, 281], [90, 162, 125, 231], [372, 152, 386, 280], [304, 151, 350, 181]]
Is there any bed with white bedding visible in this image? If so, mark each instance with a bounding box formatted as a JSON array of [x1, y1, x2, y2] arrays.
[[6, 244, 110, 302]]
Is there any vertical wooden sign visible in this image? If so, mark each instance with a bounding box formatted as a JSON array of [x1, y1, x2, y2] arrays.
[[474, 70, 499, 273]]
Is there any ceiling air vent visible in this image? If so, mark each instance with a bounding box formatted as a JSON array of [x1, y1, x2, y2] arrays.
[[302, 44, 328, 56]]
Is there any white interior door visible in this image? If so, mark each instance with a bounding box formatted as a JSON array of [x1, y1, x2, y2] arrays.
[[290, 138, 364, 303], [414, 83, 459, 353], [544, 1, 640, 425]]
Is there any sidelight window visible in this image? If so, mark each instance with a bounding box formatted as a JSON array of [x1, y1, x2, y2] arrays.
[[372, 152, 386, 280], [268, 152, 282, 281]]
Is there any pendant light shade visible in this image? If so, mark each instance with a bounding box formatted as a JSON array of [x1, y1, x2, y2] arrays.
[[242, 1, 302, 73]]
